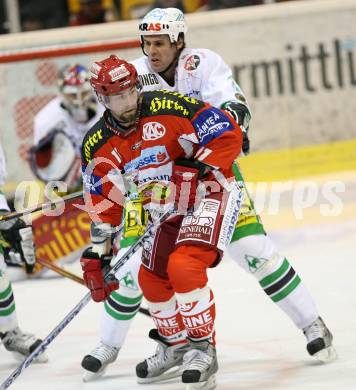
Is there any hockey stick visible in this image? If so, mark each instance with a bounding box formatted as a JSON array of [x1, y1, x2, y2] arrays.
[[36, 258, 85, 285], [36, 257, 150, 317], [0, 191, 83, 222], [0, 209, 173, 390]]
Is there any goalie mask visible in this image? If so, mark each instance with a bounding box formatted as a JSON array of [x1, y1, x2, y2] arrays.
[[29, 130, 82, 192], [90, 55, 141, 134], [58, 64, 97, 123]]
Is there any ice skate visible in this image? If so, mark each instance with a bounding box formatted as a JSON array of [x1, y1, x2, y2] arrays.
[[81, 342, 119, 382], [303, 317, 337, 363], [136, 329, 190, 384], [182, 340, 218, 390], [0, 327, 48, 363]]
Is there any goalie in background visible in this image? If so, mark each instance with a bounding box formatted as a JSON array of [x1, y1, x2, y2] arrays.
[[0, 143, 47, 362], [25, 64, 105, 276], [29, 63, 104, 194]]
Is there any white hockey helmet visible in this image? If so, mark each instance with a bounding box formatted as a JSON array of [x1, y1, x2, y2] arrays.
[[139, 8, 187, 43]]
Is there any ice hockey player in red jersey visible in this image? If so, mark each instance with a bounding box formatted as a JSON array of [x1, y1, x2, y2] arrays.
[[80, 54, 244, 388]]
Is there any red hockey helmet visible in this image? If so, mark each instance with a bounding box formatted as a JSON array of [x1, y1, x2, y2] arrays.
[[89, 55, 140, 96]]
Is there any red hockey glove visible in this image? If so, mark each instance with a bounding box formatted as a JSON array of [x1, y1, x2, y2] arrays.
[[80, 248, 119, 302], [171, 160, 207, 213]]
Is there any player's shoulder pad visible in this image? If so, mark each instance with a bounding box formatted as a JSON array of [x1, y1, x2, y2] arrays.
[[140, 90, 206, 119], [81, 117, 112, 164], [34, 97, 66, 126], [179, 48, 221, 73], [35, 96, 62, 117]]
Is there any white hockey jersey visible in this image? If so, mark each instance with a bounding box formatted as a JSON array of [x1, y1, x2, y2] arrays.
[[33, 97, 104, 152], [132, 48, 248, 109], [0, 143, 10, 211]]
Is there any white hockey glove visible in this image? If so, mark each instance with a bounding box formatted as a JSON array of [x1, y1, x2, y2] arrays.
[[0, 212, 36, 274], [29, 129, 82, 192], [221, 101, 251, 155]]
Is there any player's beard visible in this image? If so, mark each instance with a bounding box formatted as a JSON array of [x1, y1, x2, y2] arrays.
[[113, 108, 137, 126]]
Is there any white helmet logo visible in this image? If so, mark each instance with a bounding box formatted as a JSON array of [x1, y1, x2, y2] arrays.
[[143, 122, 166, 140], [109, 65, 130, 82]]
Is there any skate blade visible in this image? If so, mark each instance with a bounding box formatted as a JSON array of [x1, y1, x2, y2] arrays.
[[137, 366, 183, 384], [82, 366, 107, 382], [12, 351, 48, 363], [185, 374, 217, 390], [314, 346, 338, 363]]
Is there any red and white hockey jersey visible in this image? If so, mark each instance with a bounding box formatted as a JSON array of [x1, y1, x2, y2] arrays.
[[81, 90, 242, 226]]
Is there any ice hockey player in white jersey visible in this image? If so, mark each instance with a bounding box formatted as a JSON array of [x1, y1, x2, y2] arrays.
[[134, 15, 251, 155], [81, 8, 336, 382], [0, 144, 47, 362], [29, 64, 104, 192]]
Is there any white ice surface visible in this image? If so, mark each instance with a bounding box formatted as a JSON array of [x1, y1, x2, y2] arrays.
[[1, 220, 356, 389]]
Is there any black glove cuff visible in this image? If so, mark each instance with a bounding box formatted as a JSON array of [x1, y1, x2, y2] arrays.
[[82, 247, 112, 268], [0, 219, 26, 251], [174, 158, 209, 179], [222, 101, 251, 130], [242, 131, 250, 155]]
